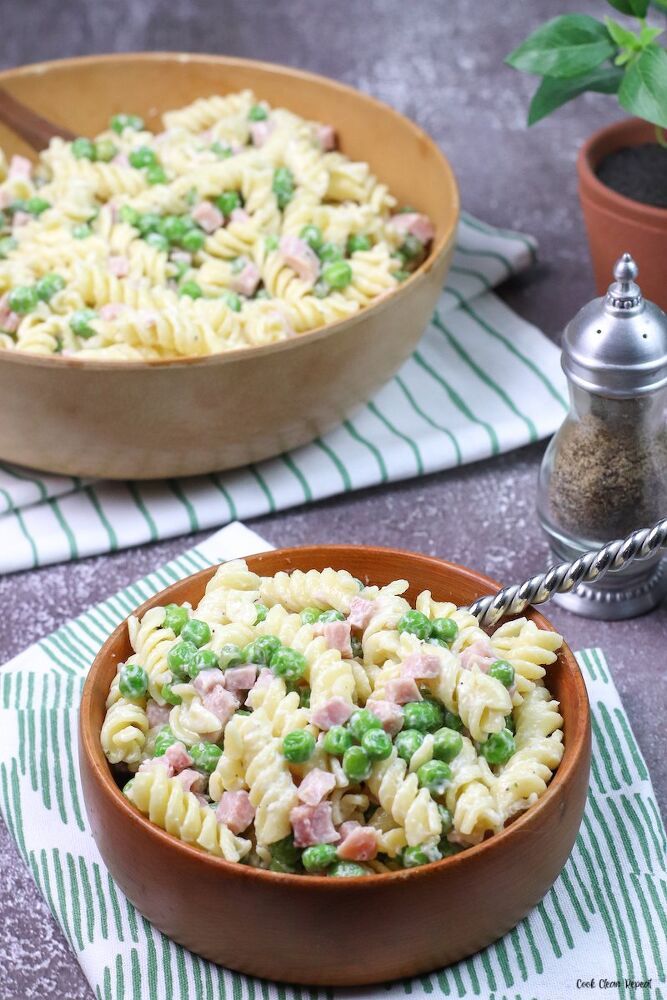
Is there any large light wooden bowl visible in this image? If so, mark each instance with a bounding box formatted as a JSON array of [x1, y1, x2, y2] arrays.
[[0, 54, 459, 479], [79, 546, 590, 986]]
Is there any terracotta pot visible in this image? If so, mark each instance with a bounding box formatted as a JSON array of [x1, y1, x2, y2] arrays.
[[578, 117, 667, 309], [79, 546, 591, 986]]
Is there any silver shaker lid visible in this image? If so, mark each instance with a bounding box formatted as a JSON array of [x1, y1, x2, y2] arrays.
[[561, 253, 667, 397]]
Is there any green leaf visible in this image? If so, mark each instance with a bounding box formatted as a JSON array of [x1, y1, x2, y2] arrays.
[[619, 44, 667, 127], [607, 0, 649, 16], [507, 15, 617, 78], [528, 66, 624, 124], [604, 16, 640, 49], [651, 0, 667, 10]]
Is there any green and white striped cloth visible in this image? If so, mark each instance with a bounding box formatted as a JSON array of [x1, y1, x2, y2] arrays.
[[0, 522, 665, 1000], [0, 213, 569, 576]]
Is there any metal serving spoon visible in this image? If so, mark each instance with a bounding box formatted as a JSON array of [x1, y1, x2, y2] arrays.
[[469, 517, 667, 627]]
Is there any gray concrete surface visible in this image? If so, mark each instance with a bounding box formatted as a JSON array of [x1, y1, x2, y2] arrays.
[[1, 2, 665, 998]]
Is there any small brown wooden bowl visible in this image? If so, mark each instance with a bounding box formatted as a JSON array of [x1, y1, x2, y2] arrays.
[[79, 546, 590, 986], [0, 54, 459, 480]]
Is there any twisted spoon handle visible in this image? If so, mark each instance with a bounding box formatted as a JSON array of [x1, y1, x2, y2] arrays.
[[469, 517, 667, 627]]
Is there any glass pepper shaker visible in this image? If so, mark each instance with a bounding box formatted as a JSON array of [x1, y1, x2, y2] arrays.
[[537, 253, 667, 619]]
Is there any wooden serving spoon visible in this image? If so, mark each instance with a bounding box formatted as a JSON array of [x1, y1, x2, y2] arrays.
[[0, 86, 76, 150]]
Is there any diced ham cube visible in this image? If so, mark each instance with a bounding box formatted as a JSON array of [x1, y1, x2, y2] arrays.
[[108, 255, 129, 278], [251, 667, 274, 692], [139, 757, 173, 776], [12, 211, 31, 228], [112, 152, 130, 168], [8, 155, 32, 180], [193, 668, 226, 696], [314, 620, 352, 658], [223, 664, 257, 695], [191, 200, 223, 234], [337, 825, 378, 861], [250, 120, 275, 147], [297, 768, 336, 806], [314, 124, 337, 152], [175, 768, 207, 794], [216, 789, 256, 834], [0, 294, 20, 334], [390, 212, 435, 245], [347, 597, 376, 630], [366, 698, 404, 736], [459, 638, 496, 673], [401, 651, 441, 680], [337, 820, 361, 840], [99, 303, 126, 322], [163, 740, 193, 775], [146, 699, 171, 728], [290, 801, 338, 847], [384, 677, 422, 705], [278, 235, 320, 285], [310, 696, 354, 731], [230, 259, 260, 297], [230, 207, 250, 224], [202, 685, 239, 726], [0, 191, 12, 210]]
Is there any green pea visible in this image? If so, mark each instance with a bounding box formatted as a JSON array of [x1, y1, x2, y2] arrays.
[[437, 804, 453, 834], [397, 610, 432, 640], [348, 708, 382, 741], [161, 683, 182, 705], [171, 259, 190, 282], [346, 233, 371, 254], [254, 287, 270, 300], [189, 648, 220, 678], [71, 137, 97, 160], [167, 640, 198, 681], [248, 103, 268, 121], [0, 237, 17, 258], [480, 729, 515, 765], [216, 190, 241, 217], [219, 643, 244, 670], [118, 205, 140, 226], [72, 223, 92, 239], [110, 113, 144, 134], [70, 308, 97, 337], [351, 635, 363, 659], [401, 846, 432, 869], [323, 725, 354, 757], [146, 165, 167, 185], [403, 700, 445, 733], [179, 280, 203, 299], [300, 607, 321, 625], [395, 728, 424, 762], [159, 215, 188, 243], [343, 745, 372, 782], [399, 234, 425, 261], [129, 146, 157, 169], [270, 647, 307, 682], [272, 166, 294, 209], [0, 210, 7, 229], [444, 710, 463, 733], [504, 713, 515, 734], [181, 228, 206, 253], [270, 835, 300, 871], [153, 725, 177, 756], [138, 212, 162, 235], [25, 196, 50, 216], [118, 663, 148, 699], [417, 759, 452, 796], [322, 260, 352, 290], [221, 290, 242, 312], [9, 199, 27, 215], [95, 139, 117, 162], [264, 234, 279, 251], [163, 603, 189, 635], [190, 741, 223, 774], [185, 187, 198, 206], [123, 778, 135, 797], [145, 231, 169, 253], [394, 269, 411, 282], [299, 687, 311, 708], [489, 659, 515, 687], [35, 274, 65, 302], [282, 729, 316, 763], [302, 843, 337, 872], [317, 242, 343, 263], [299, 225, 323, 251], [361, 728, 392, 761], [430, 617, 458, 643], [433, 727, 463, 763], [180, 619, 211, 648], [211, 141, 232, 159], [243, 636, 281, 666], [329, 861, 368, 877], [8, 286, 39, 315], [439, 839, 463, 858]]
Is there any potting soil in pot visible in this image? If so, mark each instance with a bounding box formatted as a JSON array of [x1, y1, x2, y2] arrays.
[[596, 142, 667, 209]]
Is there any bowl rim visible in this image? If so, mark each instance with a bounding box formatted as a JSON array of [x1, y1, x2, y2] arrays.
[[80, 543, 589, 888], [0, 51, 460, 371]]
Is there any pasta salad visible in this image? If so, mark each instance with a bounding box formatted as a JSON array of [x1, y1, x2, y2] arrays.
[[0, 92, 434, 359], [102, 561, 565, 876]]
